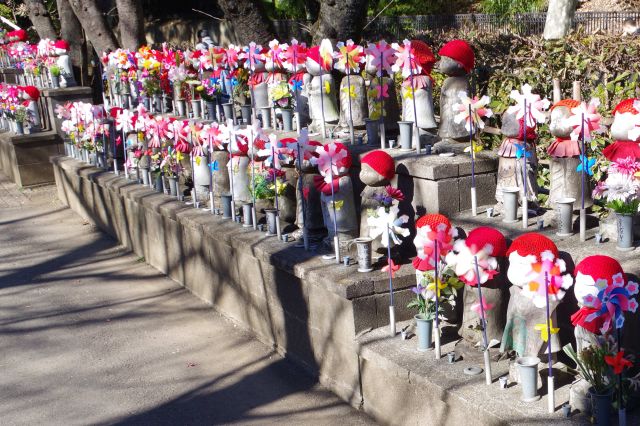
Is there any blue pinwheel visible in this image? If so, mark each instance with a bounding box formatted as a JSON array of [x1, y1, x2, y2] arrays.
[[585, 277, 639, 334], [515, 143, 531, 159], [576, 154, 596, 176], [209, 160, 219, 172], [289, 79, 303, 92], [230, 77, 238, 87]]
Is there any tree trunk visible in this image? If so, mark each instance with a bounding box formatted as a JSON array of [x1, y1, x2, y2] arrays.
[[312, 0, 369, 44], [115, 0, 145, 50], [57, 0, 88, 86], [68, 0, 119, 55], [544, 0, 577, 40], [217, 0, 276, 45], [25, 0, 58, 39]]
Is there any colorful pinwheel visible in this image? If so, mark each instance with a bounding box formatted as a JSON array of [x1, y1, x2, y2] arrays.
[[240, 42, 263, 71], [265, 39, 288, 70], [115, 109, 134, 133], [506, 84, 550, 128], [334, 39, 365, 74], [365, 40, 395, 77], [452, 92, 493, 133], [318, 39, 334, 72], [391, 39, 421, 79], [310, 142, 349, 183], [584, 274, 639, 333], [522, 250, 573, 309], [367, 206, 410, 248], [282, 39, 307, 73]]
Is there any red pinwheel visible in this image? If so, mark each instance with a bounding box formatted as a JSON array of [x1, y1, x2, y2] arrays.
[[605, 350, 633, 375]]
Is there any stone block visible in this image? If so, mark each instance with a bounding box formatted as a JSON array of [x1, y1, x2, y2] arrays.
[[42, 87, 94, 140], [459, 173, 497, 211], [413, 176, 460, 216]]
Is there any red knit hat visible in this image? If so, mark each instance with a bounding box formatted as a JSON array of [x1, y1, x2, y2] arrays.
[[438, 40, 475, 73], [361, 150, 395, 181], [306, 46, 320, 65], [551, 99, 580, 111], [21, 86, 39, 100], [574, 255, 625, 284], [411, 40, 436, 76], [416, 213, 451, 231], [506, 232, 558, 260], [54, 39, 70, 51], [465, 226, 507, 257], [613, 98, 640, 115], [109, 107, 123, 119]]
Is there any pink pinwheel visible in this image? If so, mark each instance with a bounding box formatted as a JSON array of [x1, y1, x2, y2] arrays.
[[225, 44, 241, 70], [190, 123, 205, 157], [282, 39, 307, 73], [374, 83, 389, 99], [199, 122, 225, 151], [258, 134, 292, 169], [265, 39, 288, 70], [240, 42, 263, 71], [382, 259, 400, 279], [391, 39, 421, 79], [506, 84, 550, 128], [584, 273, 639, 334], [365, 40, 395, 77], [134, 104, 150, 132], [414, 222, 457, 270], [452, 92, 493, 133], [287, 128, 318, 161], [115, 109, 135, 133], [145, 116, 169, 148], [55, 102, 72, 120], [334, 39, 365, 74], [311, 142, 349, 183], [471, 296, 494, 317], [563, 98, 606, 142], [522, 250, 574, 309], [167, 120, 190, 153]]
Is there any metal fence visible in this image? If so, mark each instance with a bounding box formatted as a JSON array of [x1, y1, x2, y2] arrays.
[[272, 11, 640, 42]]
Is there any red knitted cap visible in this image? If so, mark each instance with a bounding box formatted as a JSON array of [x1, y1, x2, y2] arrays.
[[306, 46, 320, 64], [551, 99, 580, 111], [438, 40, 474, 73], [613, 98, 640, 115], [54, 39, 70, 51], [465, 226, 507, 257], [416, 213, 451, 231], [361, 150, 395, 181], [21, 86, 39, 100], [411, 40, 436, 76], [506, 232, 558, 259], [574, 255, 625, 283]]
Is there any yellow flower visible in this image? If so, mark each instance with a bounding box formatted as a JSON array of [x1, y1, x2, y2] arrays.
[[176, 152, 184, 162], [464, 141, 483, 158], [426, 278, 447, 297], [270, 83, 291, 101], [330, 199, 344, 211], [196, 85, 204, 92]]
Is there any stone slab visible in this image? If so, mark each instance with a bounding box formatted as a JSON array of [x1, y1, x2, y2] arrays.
[[0, 131, 62, 187]]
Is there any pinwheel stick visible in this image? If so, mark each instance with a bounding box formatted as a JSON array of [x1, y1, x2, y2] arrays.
[[329, 163, 340, 263], [469, 103, 477, 216], [113, 122, 119, 175], [522, 100, 529, 229], [387, 224, 395, 337], [296, 143, 310, 250], [228, 130, 237, 221], [408, 67, 420, 154], [293, 50, 302, 135], [271, 145, 282, 239], [434, 240, 441, 359], [346, 72, 355, 144], [208, 148, 214, 214], [250, 129, 257, 229], [616, 328, 625, 425], [544, 271, 555, 413], [580, 112, 587, 242], [189, 126, 199, 208], [378, 52, 387, 149], [122, 128, 129, 179], [319, 68, 328, 139], [474, 256, 492, 385]]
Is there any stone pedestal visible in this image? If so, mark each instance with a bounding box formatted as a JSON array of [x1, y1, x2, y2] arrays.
[[0, 68, 21, 84], [0, 130, 63, 187], [548, 157, 592, 209]]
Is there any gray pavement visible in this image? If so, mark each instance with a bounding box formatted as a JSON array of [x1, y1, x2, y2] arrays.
[[0, 174, 373, 426]]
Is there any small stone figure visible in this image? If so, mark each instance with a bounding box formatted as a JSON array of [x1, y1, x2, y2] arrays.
[[284, 39, 310, 129], [546, 99, 593, 213], [603, 98, 640, 162], [19, 86, 41, 131], [334, 40, 367, 135], [52, 39, 77, 88], [359, 150, 396, 254], [500, 233, 573, 358], [242, 43, 270, 111], [445, 226, 509, 346], [434, 40, 475, 153], [495, 109, 539, 206], [227, 129, 251, 204], [195, 29, 215, 51], [364, 40, 400, 133], [305, 41, 339, 135], [311, 142, 358, 247]]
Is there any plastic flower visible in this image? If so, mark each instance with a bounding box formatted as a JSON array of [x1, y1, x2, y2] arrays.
[[506, 84, 550, 127], [382, 259, 400, 278], [597, 172, 640, 203], [564, 98, 606, 142], [365, 40, 395, 77], [367, 205, 410, 248], [605, 350, 634, 375], [609, 157, 640, 176], [452, 92, 493, 133]]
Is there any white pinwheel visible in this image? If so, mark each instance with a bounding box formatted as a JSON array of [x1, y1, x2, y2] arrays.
[[563, 98, 606, 142], [506, 84, 550, 128], [115, 109, 135, 133], [452, 92, 493, 133], [367, 205, 410, 248]]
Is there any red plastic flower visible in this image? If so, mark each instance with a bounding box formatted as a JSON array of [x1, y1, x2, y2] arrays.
[[382, 259, 400, 278], [605, 350, 633, 375], [385, 185, 404, 202]]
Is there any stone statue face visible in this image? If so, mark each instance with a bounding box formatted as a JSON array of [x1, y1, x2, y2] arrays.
[[610, 112, 637, 140], [305, 59, 321, 76], [574, 272, 600, 308], [437, 56, 467, 77], [507, 254, 535, 288], [364, 55, 378, 76], [359, 164, 387, 186], [500, 111, 520, 138], [549, 106, 573, 138]]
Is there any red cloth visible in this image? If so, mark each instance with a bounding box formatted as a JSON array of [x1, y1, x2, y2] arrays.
[[248, 73, 266, 87], [547, 137, 581, 158], [438, 39, 474, 73], [411, 40, 435, 77], [602, 140, 640, 162], [571, 307, 606, 334], [313, 175, 340, 195]]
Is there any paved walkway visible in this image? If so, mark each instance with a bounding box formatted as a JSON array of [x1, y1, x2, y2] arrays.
[[0, 174, 373, 426]]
